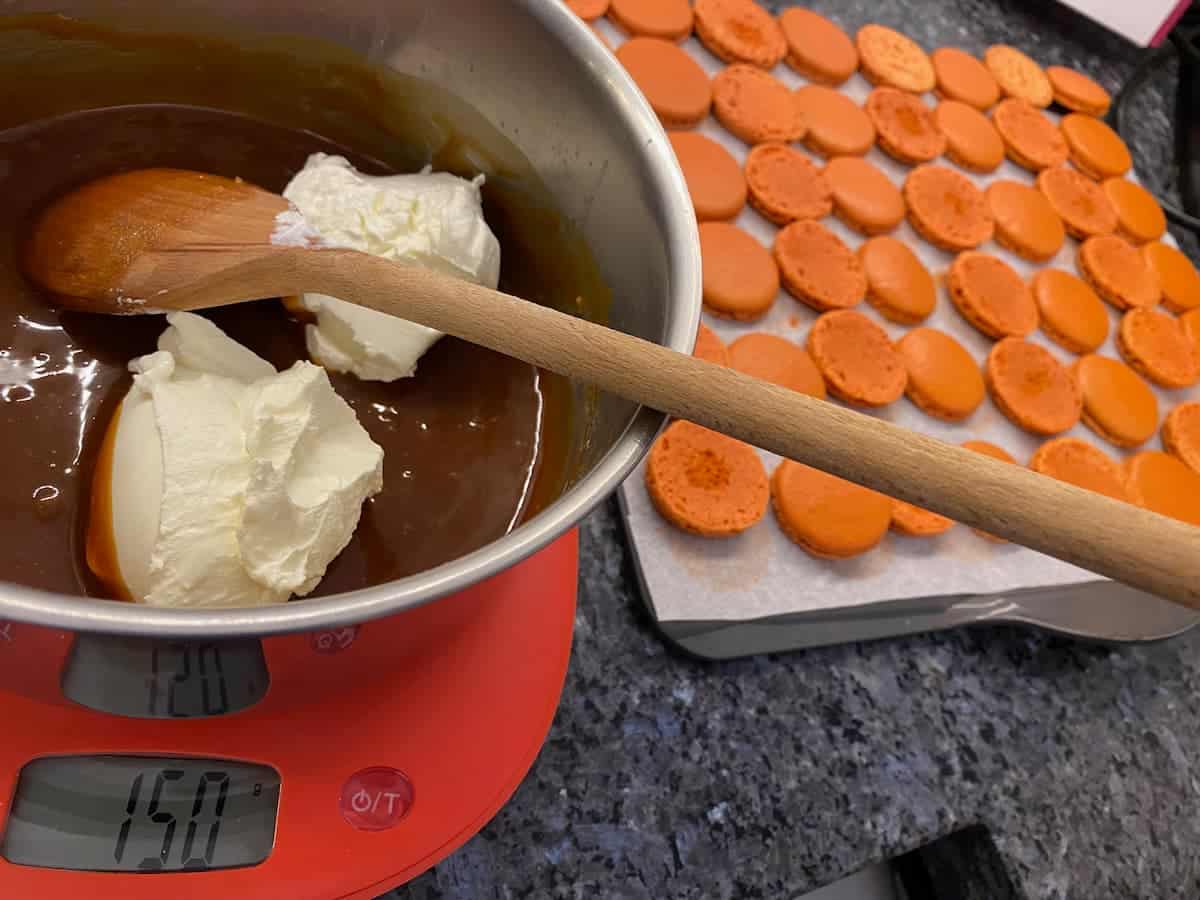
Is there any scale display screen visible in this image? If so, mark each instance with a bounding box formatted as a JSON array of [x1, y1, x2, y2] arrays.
[[1, 756, 280, 872], [62, 636, 269, 718]]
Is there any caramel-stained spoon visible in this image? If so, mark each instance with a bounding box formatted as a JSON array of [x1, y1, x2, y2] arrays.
[[24, 168, 1200, 608]]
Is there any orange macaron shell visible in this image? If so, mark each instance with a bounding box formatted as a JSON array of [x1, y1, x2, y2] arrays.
[[890, 499, 955, 537], [693, 0, 787, 69], [1071, 354, 1159, 448], [1116, 307, 1200, 389], [985, 338, 1082, 435], [855, 24, 936, 94], [896, 327, 985, 421], [771, 459, 893, 558], [1142, 241, 1200, 314], [1184, 308, 1200, 357], [1046, 65, 1111, 116], [1029, 437, 1127, 501], [1122, 451, 1200, 525], [1103, 178, 1166, 244], [904, 165, 994, 252], [985, 180, 1065, 263], [608, 0, 693, 41], [1162, 402, 1200, 473], [866, 87, 946, 164], [566, 0, 610, 20], [645, 420, 769, 536], [779, 8, 858, 85], [807, 309, 907, 407], [992, 98, 1069, 171], [796, 85, 876, 158], [1031, 269, 1110, 355], [699, 221, 780, 321], [858, 236, 936, 324], [774, 220, 866, 312], [985, 45, 1053, 107], [693, 321, 731, 366], [946, 251, 1039, 339], [1036, 166, 1118, 239], [712, 64, 807, 145], [728, 332, 826, 399], [744, 143, 833, 225], [931, 47, 1000, 110], [1061, 113, 1132, 180], [616, 37, 712, 127], [935, 100, 1005, 173], [670, 131, 747, 221], [1077, 234, 1162, 311], [825, 156, 906, 235]]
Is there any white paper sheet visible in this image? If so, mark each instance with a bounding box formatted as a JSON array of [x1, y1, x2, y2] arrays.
[[598, 19, 1199, 623]]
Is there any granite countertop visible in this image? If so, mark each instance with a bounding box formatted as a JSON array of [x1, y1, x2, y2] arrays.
[[392, 3, 1200, 898]]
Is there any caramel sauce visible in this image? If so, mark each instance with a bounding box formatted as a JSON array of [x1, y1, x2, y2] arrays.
[[0, 16, 607, 600]]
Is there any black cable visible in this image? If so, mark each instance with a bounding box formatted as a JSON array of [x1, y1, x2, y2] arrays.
[[1110, 39, 1200, 233]]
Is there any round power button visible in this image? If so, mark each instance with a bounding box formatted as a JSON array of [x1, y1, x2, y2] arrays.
[[340, 767, 414, 831]]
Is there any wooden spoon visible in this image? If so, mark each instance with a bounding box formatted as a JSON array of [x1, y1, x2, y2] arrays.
[[24, 168, 1200, 608]]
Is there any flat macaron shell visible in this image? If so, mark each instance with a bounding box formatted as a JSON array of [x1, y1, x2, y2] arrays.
[[1142, 241, 1200, 314], [1036, 166, 1118, 239], [858, 236, 936, 324], [771, 458, 892, 558], [1030, 437, 1127, 500], [890, 499, 955, 536], [728, 332, 826, 398], [608, 0, 693, 40], [855, 24, 936, 94], [1102, 178, 1166, 244], [1077, 235, 1162, 311], [779, 8, 858, 85], [897, 327, 985, 420], [1046, 65, 1111, 115], [866, 87, 946, 164], [824, 156, 906, 234], [946, 251, 1039, 339], [1072, 354, 1159, 448], [992, 98, 1068, 171], [774, 220, 866, 312], [904, 164, 995, 252], [932, 47, 1000, 110], [1162, 402, 1200, 473], [744, 143, 833, 224], [645, 420, 769, 536], [1123, 451, 1200, 525], [699, 221, 780, 320], [807, 309, 907, 406], [796, 85, 876, 157], [985, 337, 1082, 435], [693, 0, 787, 69], [935, 100, 1005, 172], [985, 45, 1053, 107], [669, 131, 748, 221], [986, 179, 1065, 262], [1031, 268, 1109, 354], [712, 64, 807, 145], [616, 37, 712, 127], [693, 321, 732, 366], [1061, 113, 1132, 179], [1117, 307, 1200, 389]]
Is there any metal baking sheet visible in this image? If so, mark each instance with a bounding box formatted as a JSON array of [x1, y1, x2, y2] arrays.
[[596, 19, 1200, 656]]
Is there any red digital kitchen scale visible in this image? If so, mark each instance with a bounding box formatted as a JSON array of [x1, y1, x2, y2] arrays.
[[0, 530, 578, 899]]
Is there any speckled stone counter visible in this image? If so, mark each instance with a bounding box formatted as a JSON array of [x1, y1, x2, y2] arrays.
[[388, 3, 1200, 898]]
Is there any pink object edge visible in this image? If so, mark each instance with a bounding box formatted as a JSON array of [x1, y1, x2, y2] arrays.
[[1151, 0, 1192, 46]]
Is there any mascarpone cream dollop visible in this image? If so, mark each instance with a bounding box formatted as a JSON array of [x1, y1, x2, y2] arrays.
[[281, 152, 501, 381], [105, 311, 384, 607]]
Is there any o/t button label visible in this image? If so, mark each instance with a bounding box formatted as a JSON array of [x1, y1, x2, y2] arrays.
[[310, 626, 358, 654], [0, 622, 12, 646], [340, 767, 414, 831]]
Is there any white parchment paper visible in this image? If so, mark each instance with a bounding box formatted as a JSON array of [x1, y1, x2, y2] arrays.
[[596, 19, 1198, 622]]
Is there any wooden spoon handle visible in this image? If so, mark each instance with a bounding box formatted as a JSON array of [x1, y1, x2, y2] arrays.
[[298, 249, 1200, 609]]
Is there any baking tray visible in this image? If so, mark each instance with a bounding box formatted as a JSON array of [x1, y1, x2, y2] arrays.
[[594, 18, 1200, 658]]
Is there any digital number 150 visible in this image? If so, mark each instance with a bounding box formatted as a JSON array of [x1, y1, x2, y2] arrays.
[[114, 769, 232, 870]]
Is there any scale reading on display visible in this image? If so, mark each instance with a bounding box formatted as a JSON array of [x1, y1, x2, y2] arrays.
[[0, 533, 578, 897]]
